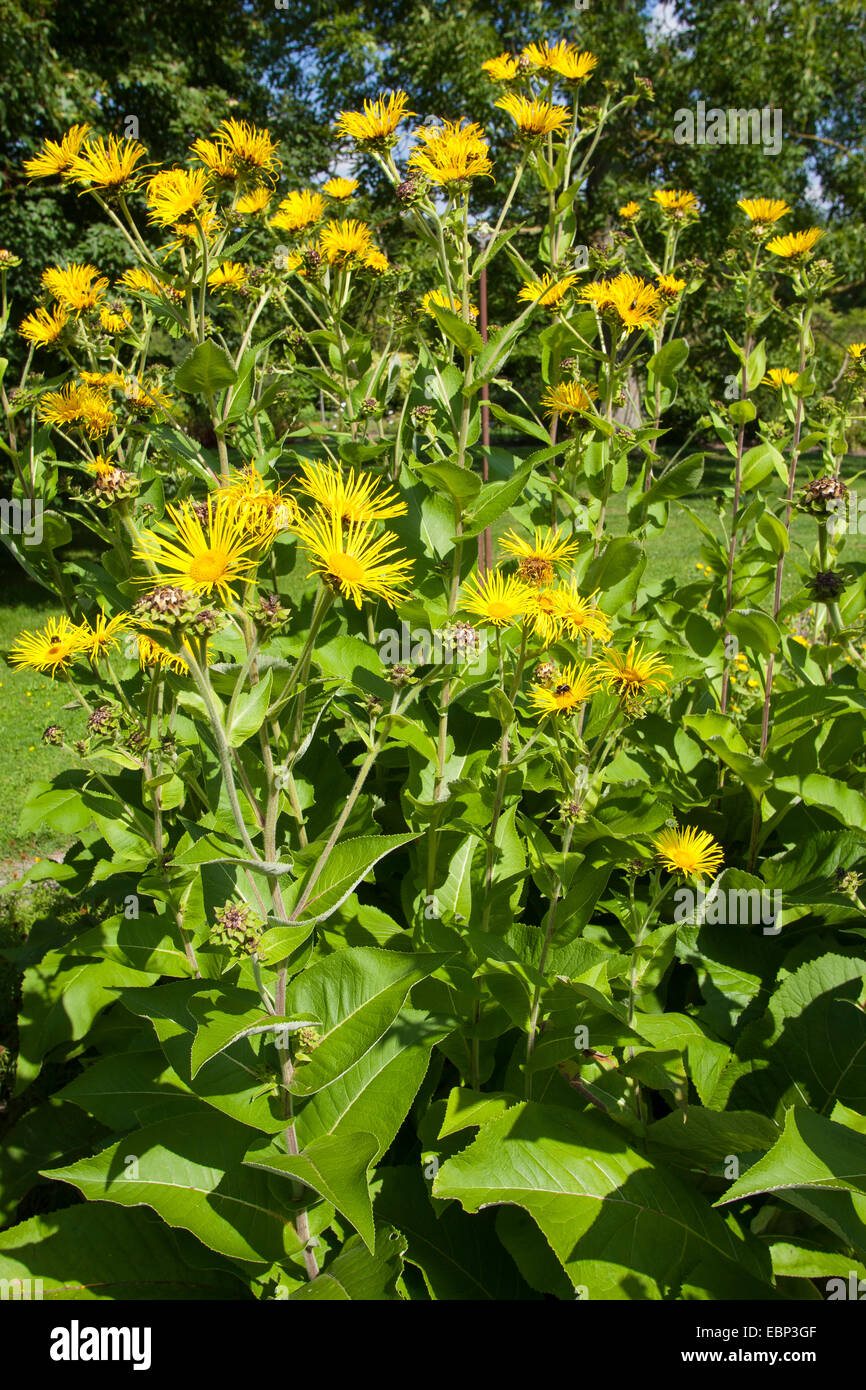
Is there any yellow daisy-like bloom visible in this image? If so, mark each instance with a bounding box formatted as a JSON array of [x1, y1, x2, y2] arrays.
[[236, 185, 271, 214], [24, 124, 92, 180], [362, 248, 390, 274], [137, 634, 189, 677], [125, 381, 174, 417], [422, 288, 479, 320], [42, 262, 109, 313], [19, 304, 69, 347], [212, 118, 279, 175], [323, 176, 359, 200], [133, 495, 262, 604], [517, 272, 577, 310], [541, 380, 598, 417], [500, 527, 578, 585], [529, 661, 600, 719], [189, 137, 238, 181], [99, 303, 133, 333], [64, 134, 148, 192], [766, 227, 824, 259], [408, 119, 493, 187], [293, 511, 412, 609], [522, 587, 563, 644], [481, 53, 519, 82], [76, 611, 130, 663], [297, 460, 406, 526], [460, 570, 532, 628], [269, 189, 327, 234], [9, 616, 85, 676], [208, 261, 247, 292], [86, 455, 119, 480], [522, 41, 597, 84], [846, 343, 866, 360], [117, 267, 163, 295], [651, 189, 699, 217], [165, 205, 222, 254], [552, 581, 612, 644], [737, 197, 790, 224], [762, 367, 799, 388], [656, 273, 686, 297], [335, 92, 415, 145], [580, 272, 662, 333], [145, 168, 210, 226], [79, 370, 124, 387], [318, 219, 374, 266], [653, 825, 724, 881], [495, 94, 571, 139], [596, 639, 671, 706], [38, 382, 114, 439], [220, 465, 297, 543], [618, 200, 640, 221]]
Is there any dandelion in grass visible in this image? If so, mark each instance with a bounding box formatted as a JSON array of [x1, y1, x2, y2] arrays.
[[500, 527, 579, 586], [145, 168, 210, 226], [766, 227, 823, 259], [481, 53, 519, 82], [137, 634, 189, 676], [763, 367, 799, 388], [65, 135, 148, 192], [269, 190, 327, 234], [9, 617, 85, 676], [737, 197, 790, 224], [236, 185, 271, 214], [596, 639, 671, 709], [38, 382, 114, 439], [294, 512, 412, 609], [297, 460, 406, 526], [530, 661, 600, 719], [408, 119, 493, 187], [460, 571, 532, 629], [651, 189, 698, 217], [133, 495, 261, 604], [517, 273, 577, 310], [207, 261, 247, 293], [496, 93, 571, 139], [335, 92, 415, 146], [24, 124, 91, 179], [19, 304, 68, 347], [553, 581, 612, 644], [77, 611, 130, 663], [541, 380, 598, 417], [422, 288, 479, 320], [653, 825, 724, 881], [318, 220, 374, 266], [323, 177, 359, 200], [42, 262, 109, 313]]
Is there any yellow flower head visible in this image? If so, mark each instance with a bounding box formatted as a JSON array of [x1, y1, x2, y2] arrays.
[[580, 272, 662, 333], [522, 587, 563, 644], [460, 570, 532, 628], [99, 303, 133, 333], [656, 273, 686, 298], [552, 581, 612, 644], [165, 205, 222, 253], [146, 167, 210, 226], [64, 134, 148, 192], [297, 460, 406, 526], [137, 633, 189, 676], [335, 92, 415, 145], [124, 381, 173, 417], [362, 248, 390, 274], [133, 494, 262, 604], [293, 511, 412, 609], [318, 220, 374, 266], [846, 343, 866, 360], [517, 272, 577, 310], [495, 93, 571, 139], [653, 825, 724, 881], [651, 188, 699, 217], [269, 189, 327, 234], [220, 465, 297, 542], [19, 304, 69, 347], [481, 53, 519, 82], [766, 227, 824, 259], [737, 197, 790, 224], [76, 610, 130, 663], [618, 200, 640, 221], [762, 367, 799, 388], [408, 119, 493, 187], [41, 262, 109, 313], [189, 137, 238, 181], [596, 639, 671, 707], [212, 118, 279, 175], [24, 124, 91, 179], [530, 661, 600, 719], [323, 176, 359, 200], [500, 527, 578, 586], [541, 380, 598, 418], [118, 267, 163, 296], [9, 616, 86, 675], [208, 261, 247, 292], [522, 41, 597, 84], [236, 185, 272, 214], [422, 288, 479, 320], [38, 382, 114, 439]]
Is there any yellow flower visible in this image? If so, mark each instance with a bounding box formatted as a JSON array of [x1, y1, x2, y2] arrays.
[[9, 616, 85, 676], [618, 200, 640, 221], [19, 304, 69, 347], [460, 570, 531, 628], [133, 494, 262, 604], [118, 267, 163, 295], [99, 303, 133, 333], [580, 272, 662, 333], [651, 189, 698, 216], [64, 134, 148, 192], [596, 640, 671, 706], [220, 465, 297, 542], [422, 288, 479, 320], [269, 189, 327, 234], [846, 343, 866, 360], [297, 460, 406, 525], [24, 124, 91, 179], [335, 92, 415, 145], [38, 382, 114, 438], [212, 118, 279, 175], [189, 138, 238, 181], [530, 661, 600, 718], [523, 41, 597, 84], [137, 634, 189, 676], [408, 119, 493, 186], [41, 262, 109, 313], [293, 511, 412, 609], [362, 249, 390, 274], [552, 581, 612, 643], [653, 825, 724, 881], [766, 227, 824, 259], [145, 167, 210, 226], [495, 93, 570, 139], [517, 272, 577, 309], [522, 587, 563, 644], [208, 261, 247, 292], [79, 370, 124, 387], [323, 176, 359, 200], [236, 185, 272, 214], [737, 197, 790, 224], [76, 611, 130, 663], [318, 219, 374, 266], [762, 367, 799, 388], [541, 380, 598, 417], [125, 381, 174, 417], [500, 526, 578, 585], [656, 273, 686, 297], [164, 205, 222, 253], [481, 53, 519, 82]]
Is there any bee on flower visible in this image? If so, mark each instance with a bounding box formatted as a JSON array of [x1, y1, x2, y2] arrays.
[[579, 273, 662, 333], [500, 527, 579, 587], [9, 616, 86, 676], [529, 661, 600, 719]]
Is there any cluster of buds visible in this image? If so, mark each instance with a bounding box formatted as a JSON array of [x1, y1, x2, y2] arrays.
[[395, 174, 425, 206], [86, 704, 116, 737], [0, 249, 22, 269], [559, 798, 585, 824], [835, 866, 864, 899], [90, 466, 139, 505], [251, 591, 291, 635], [806, 569, 847, 602], [799, 474, 848, 517], [387, 663, 414, 688], [533, 660, 557, 688], [364, 694, 384, 721], [212, 902, 262, 957], [357, 396, 379, 419], [441, 621, 478, 661], [301, 245, 325, 281], [410, 404, 435, 431], [125, 724, 148, 755], [135, 585, 199, 625], [293, 1027, 322, 1065], [42, 724, 64, 746]]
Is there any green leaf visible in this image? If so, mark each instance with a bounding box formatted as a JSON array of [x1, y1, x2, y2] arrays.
[[289, 1227, 407, 1300], [641, 453, 704, 506], [414, 460, 481, 507], [717, 1108, 866, 1207], [427, 303, 484, 355], [226, 669, 273, 746], [245, 1131, 379, 1251], [582, 539, 647, 612], [487, 402, 550, 445], [773, 773, 866, 832], [174, 339, 238, 395], [292, 834, 417, 924], [682, 711, 771, 797], [741, 443, 784, 491], [460, 459, 536, 538], [725, 606, 782, 655], [188, 988, 318, 1078], [646, 338, 688, 411]]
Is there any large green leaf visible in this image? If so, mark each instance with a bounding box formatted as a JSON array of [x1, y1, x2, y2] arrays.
[[174, 339, 238, 395], [188, 986, 317, 1078], [292, 834, 417, 923], [717, 1107, 866, 1207], [57, 1049, 197, 1129], [289, 1227, 406, 1300], [245, 1131, 378, 1251]]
